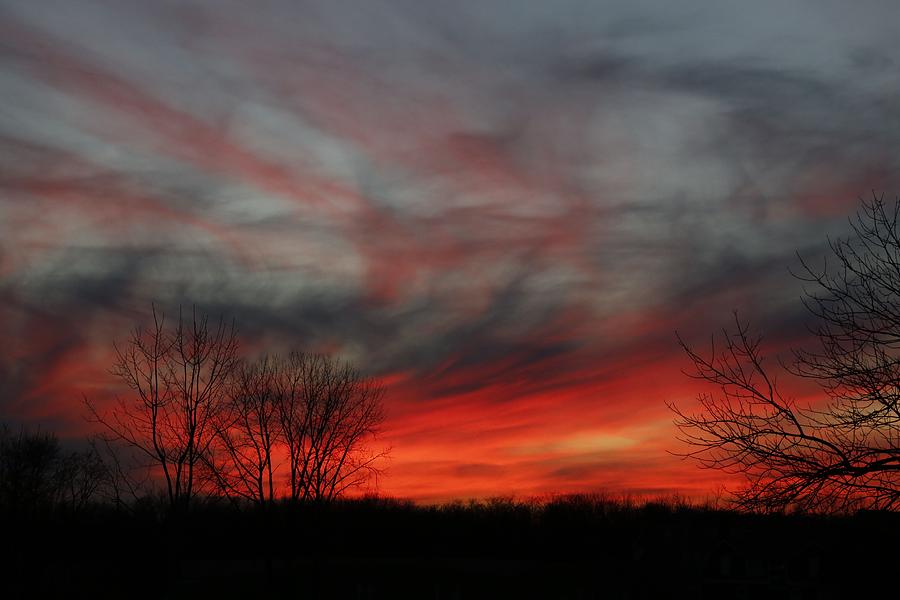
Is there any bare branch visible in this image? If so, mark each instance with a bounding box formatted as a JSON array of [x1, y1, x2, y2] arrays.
[[671, 194, 900, 513]]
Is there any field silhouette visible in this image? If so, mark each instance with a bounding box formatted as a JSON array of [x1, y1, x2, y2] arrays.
[[3, 492, 897, 599]]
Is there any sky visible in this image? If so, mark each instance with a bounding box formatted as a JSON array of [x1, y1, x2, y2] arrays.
[[2, 0, 900, 502]]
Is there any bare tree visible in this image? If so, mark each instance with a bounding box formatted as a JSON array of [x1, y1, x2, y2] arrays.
[[0, 424, 62, 517], [671, 194, 900, 513], [206, 355, 280, 506], [0, 423, 105, 515], [86, 305, 239, 513], [88, 434, 148, 511], [278, 352, 387, 502], [54, 444, 107, 512]]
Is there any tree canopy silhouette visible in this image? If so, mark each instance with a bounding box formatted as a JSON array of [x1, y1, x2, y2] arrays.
[[0, 424, 105, 517], [86, 305, 388, 511], [86, 305, 239, 513], [203, 351, 388, 505], [671, 194, 900, 512], [275, 352, 387, 502], [205, 355, 281, 506]]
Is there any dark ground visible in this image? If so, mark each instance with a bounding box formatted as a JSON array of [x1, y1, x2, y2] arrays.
[[3, 495, 897, 599]]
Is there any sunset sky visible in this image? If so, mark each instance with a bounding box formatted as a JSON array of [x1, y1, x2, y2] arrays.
[[2, 1, 900, 502]]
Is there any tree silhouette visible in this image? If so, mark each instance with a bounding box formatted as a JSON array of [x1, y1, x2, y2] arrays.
[[0, 424, 61, 517], [54, 441, 107, 511], [671, 194, 900, 512], [206, 355, 280, 506], [86, 304, 239, 513], [204, 352, 388, 504], [0, 423, 105, 516], [277, 352, 388, 502]]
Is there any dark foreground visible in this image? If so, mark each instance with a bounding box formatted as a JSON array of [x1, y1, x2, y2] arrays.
[[3, 496, 898, 599]]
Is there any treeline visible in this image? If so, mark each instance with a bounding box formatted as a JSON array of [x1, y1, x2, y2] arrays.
[[3, 492, 899, 598]]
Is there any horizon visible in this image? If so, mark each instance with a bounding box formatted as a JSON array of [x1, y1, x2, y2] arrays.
[[3, 0, 900, 504]]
